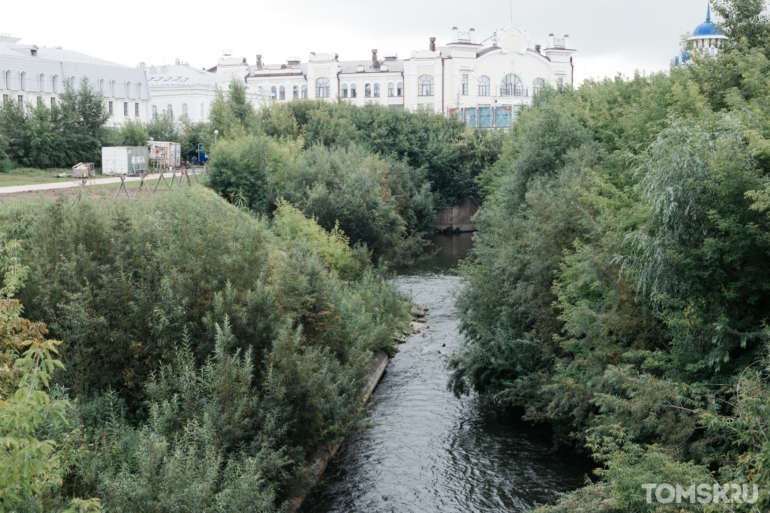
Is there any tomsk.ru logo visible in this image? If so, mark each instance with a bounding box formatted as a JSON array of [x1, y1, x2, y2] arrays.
[[642, 483, 759, 505]]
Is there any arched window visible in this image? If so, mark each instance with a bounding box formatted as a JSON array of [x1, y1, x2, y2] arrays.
[[279, 85, 286, 100], [532, 78, 545, 96], [341, 84, 348, 98], [152, 104, 157, 116], [500, 74, 523, 96], [397, 82, 403, 96], [301, 84, 307, 98], [70, 76, 77, 89], [293, 85, 299, 99], [478, 75, 490, 96], [99, 79, 105, 94], [270, 86, 277, 99], [182, 103, 188, 117], [316, 77, 330, 98], [418, 75, 434, 96], [388, 82, 394, 97], [52, 74, 60, 93], [365, 83, 371, 98], [4, 70, 11, 90], [373, 83, 380, 97], [136, 82, 143, 99], [167, 104, 173, 118], [110, 79, 117, 97], [126, 81, 132, 99], [200, 103, 205, 119], [350, 84, 357, 98], [38, 73, 45, 92], [20, 71, 27, 91]]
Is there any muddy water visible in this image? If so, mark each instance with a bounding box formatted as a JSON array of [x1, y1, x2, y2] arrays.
[[303, 234, 593, 513]]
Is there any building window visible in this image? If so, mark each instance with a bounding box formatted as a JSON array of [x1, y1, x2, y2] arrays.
[[126, 81, 132, 99], [108, 101, 113, 114], [365, 83, 371, 98], [500, 74, 524, 96], [533, 78, 545, 96], [18, 95, 23, 106], [2, 94, 7, 103], [137, 82, 142, 99], [397, 82, 403, 96], [316, 77, 330, 98], [279, 85, 286, 100], [418, 75, 434, 96], [70, 76, 77, 89], [461, 74, 468, 95], [135, 103, 139, 117], [20, 71, 27, 91], [124, 102, 128, 116], [301, 85, 307, 99], [99, 79, 105, 94], [374, 83, 380, 97], [50, 97, 56, 106], [4, 70, 11, 90], [350, 83, 357, 98], [270, 86, 277, 99], [293, 85, 299, 99], [152, 104, 157, 116], [37, 96, 43, 106], [38, 73, 45, 93], [200, 103, 204, 119], [167, 104, 173, 118], [182, 103, 188, 117], [110, 80, 117, 97], [478, 75, 490, 96], [52, 74, 60, 93], [388, 82, 394, 97], [342, 84, 348, 98]]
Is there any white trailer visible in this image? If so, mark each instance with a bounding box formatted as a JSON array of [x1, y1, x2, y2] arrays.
[[101, 147, 148, 175], [148, 141, 182, 168]]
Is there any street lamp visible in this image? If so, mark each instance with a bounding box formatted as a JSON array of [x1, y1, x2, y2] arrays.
[[214, 129, 219, 144]]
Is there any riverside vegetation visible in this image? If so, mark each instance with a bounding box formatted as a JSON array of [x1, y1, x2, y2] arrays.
[[0, 71, 504, 510], [449, 0, 770, 510]]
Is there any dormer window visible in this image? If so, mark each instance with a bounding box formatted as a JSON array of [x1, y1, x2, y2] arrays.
[[30, 49, 37, 56]]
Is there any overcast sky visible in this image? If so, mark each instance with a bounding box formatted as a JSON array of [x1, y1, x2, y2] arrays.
[[4, 0, 711, 83]]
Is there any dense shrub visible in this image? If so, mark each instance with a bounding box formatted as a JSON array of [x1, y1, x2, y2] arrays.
[[0, 187, 409, 510], [452, 2, 770, 509]]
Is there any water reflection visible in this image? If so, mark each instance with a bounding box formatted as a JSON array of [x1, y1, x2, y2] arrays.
[[303, 234, 593, 513]]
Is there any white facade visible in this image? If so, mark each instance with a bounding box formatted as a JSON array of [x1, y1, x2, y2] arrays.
[[146, 59, 272, 122], [0, 34, 150, 126], [230, 25, 575, 128]]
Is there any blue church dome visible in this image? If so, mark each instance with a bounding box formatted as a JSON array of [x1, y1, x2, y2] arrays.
[[692, 4, 724, 37]]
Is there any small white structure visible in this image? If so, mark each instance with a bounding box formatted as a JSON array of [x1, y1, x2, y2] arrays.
[[102, 146, 148, 175], [229, 24, 575, 129], [0, 34, 150, 126], [145, 59, 271, 122]]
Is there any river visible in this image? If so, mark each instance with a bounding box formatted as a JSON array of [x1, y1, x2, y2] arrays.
[[303, 234, 593, 513]]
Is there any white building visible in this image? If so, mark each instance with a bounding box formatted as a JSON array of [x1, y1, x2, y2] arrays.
[[144, 59, 271, 123], [227, 24, 575, 129], [674, 4, 727, 66], [0, 34, 150, 125]]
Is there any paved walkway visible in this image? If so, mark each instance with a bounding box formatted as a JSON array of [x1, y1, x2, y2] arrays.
[[0, 170, 205, 195]]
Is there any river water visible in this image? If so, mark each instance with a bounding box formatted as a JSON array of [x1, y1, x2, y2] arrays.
[[303, 234, 593, 513]]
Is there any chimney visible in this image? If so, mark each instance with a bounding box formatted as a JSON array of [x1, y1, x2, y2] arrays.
[[535, 44, 541, 53], [564, 34, 570, 48], [256, 54, 263, 70], [429, 37, 436, 52], [372, 49, 380, 68]]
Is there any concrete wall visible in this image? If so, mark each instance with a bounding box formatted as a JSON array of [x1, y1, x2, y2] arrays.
[[434, 200, 477, 233]]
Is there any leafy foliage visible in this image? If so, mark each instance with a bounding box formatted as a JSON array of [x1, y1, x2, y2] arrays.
[[452, 1, 770, 509]]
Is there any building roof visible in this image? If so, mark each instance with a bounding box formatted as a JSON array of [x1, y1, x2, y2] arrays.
[[692, 4, 725, 37], [339, 59, 404, 74], [146, 61, 230, 89]]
